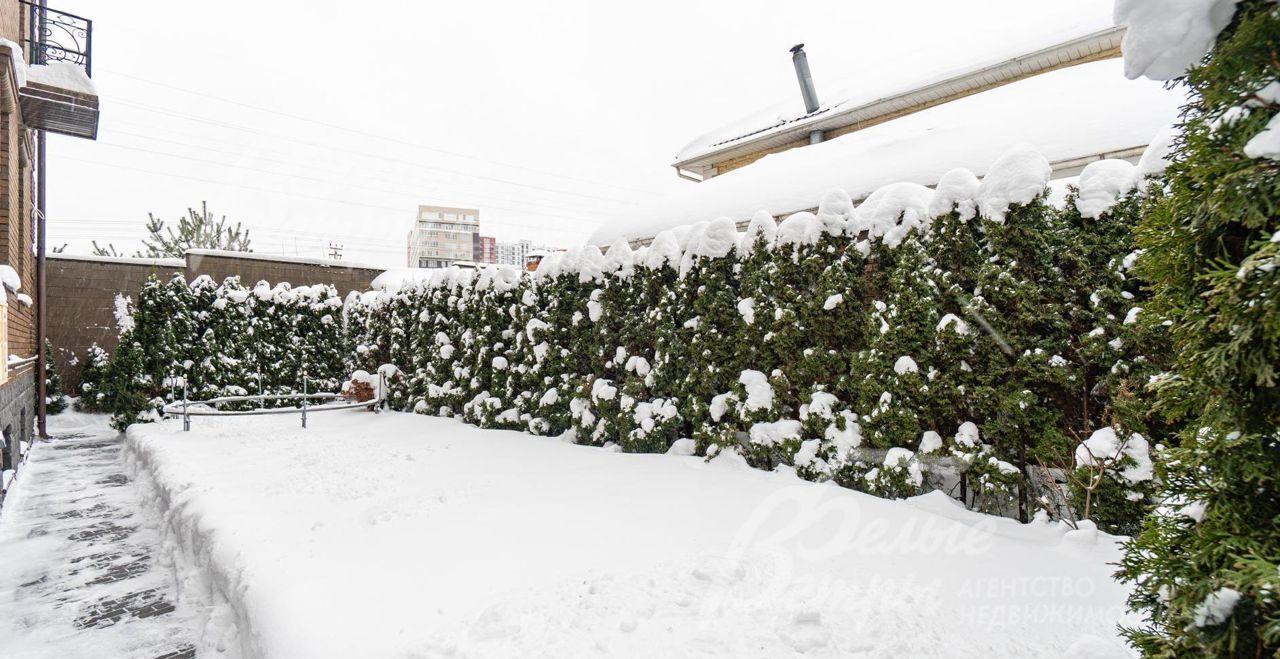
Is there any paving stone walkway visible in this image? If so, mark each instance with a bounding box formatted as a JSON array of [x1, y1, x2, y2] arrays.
[[0, 415, 198, 658]]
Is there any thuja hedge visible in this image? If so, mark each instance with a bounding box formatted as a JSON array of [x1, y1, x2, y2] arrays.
[[1115, 2, 1280, 655], [92, 274, 349, 430], [347, 159, 1166, 524]]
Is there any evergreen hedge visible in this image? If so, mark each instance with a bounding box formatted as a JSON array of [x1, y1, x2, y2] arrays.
[[42, 339, 67, 415], [91, 156, 1173, 538], [346, 152, 1164, 528], [1116, 2, 1280, 655], [98, 274, 349, 430]]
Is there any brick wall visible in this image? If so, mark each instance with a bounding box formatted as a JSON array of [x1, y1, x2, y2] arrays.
[[185, 252, 381, 298], [0, 50, 34, 359], [46, 256, 183, 392], [47, 252, 385, 389], [0, 0, 20, 49]]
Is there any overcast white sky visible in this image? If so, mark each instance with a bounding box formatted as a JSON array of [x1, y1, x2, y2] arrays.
[[44, 0, 1113, 269]]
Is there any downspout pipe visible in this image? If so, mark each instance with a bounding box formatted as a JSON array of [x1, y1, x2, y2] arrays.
[[36, 130, 45, 439], [35, 0, 48, 439], [790, 44, 824, 145]]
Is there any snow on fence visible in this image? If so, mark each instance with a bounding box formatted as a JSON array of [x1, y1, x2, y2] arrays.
[[164, 386, 382, 430], [162, 369, 389, 430]]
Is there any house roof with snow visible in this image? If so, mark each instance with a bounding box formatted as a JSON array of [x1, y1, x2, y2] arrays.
[[672, 2, 1126, 181], [589, 58, 1182, 246]]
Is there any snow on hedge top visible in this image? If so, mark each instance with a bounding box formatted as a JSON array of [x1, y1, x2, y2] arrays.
[[603, 238, 635, 277], [574, 245, 605, 283], [816, 189, 854, 235], [1136, 126, 1177, 176], [679, 216, 739, 275], [373, 264, 521, 293], [589, 60, 1182, 245], [474, 264, 522, 292], [851, 182, 933, 247], [1114, 0, 1240, 80], [739, 210, 777, 254], [776, 211, 823, 247], [975, 144, 1052, 223], [691, 217, 739, 259], [928, 168, 981, 221], [644, 231, 681, 270], [371, 268, 436, 292], [1076, 159, 1140, 218]]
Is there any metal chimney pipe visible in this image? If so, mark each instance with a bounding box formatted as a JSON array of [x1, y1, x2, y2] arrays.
[[790, 44, 824, 144]]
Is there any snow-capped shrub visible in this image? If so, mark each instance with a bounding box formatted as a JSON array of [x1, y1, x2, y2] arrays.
[[75, 342, 110, 412], [863, 447, 923, 499], [950, 422, 1021, 514], [1113, 5, 1280, 655], [699, 369, 793, 466], [99, 272, 351, 423], [1068, 427, 1155, 535], [791, 390, 861, 481], [42, 340, 68, 415]]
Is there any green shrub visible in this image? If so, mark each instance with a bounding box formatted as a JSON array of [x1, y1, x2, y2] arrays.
[[1116, 3, 1280, 655]]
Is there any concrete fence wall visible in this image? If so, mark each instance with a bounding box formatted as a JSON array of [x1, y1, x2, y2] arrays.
[[47, 251, 385, 391]]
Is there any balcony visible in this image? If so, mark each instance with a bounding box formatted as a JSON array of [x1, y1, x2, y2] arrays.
[[17, 1, 98, 140]]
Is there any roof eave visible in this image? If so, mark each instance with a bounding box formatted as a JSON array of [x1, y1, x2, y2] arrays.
[[671, 26, 1127, 177]]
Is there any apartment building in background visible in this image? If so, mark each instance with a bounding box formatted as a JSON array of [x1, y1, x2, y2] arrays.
[[407, 205, 479, 268], [475, 235, 497, 264], [495, 239, 558, 267]]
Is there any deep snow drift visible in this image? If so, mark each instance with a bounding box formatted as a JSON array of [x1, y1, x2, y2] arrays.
[[127, 411, 1138, 658]]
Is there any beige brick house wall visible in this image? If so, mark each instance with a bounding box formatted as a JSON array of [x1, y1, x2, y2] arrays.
[[0, 0, 35, 361]]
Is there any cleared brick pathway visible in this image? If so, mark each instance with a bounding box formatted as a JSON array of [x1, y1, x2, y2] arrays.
[[0, 416, 197, 658]]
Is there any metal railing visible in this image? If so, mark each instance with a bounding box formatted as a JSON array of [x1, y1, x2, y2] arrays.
[[161, 373, 386, 431], [21, 1, 92, 76]]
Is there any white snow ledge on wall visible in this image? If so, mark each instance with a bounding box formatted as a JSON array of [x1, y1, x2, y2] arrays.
[[48, 253, 186, 268], [184, 249, 380, 270], [590, 59, 1183, 246]]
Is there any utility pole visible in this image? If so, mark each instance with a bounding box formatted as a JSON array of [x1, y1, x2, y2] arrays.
[[328, 242, 343, 260]]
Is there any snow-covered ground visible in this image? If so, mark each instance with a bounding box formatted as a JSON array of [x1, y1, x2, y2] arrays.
[[127, 410, 1138, 658]]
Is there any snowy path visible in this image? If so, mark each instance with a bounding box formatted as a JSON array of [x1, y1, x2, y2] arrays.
[[0, 412, 197, 659], [127, 410, 1139, 658]]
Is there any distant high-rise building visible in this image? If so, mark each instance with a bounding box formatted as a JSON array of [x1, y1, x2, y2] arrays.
[[495, 239, 558, 267], [475, 236, 497, 264], [495, 239, 528, 266], [407, 205, 479, 268]]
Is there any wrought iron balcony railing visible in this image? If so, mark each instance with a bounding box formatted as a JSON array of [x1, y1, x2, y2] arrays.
[[14, 1, 97, 138], [20, 0, 92, 77]]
